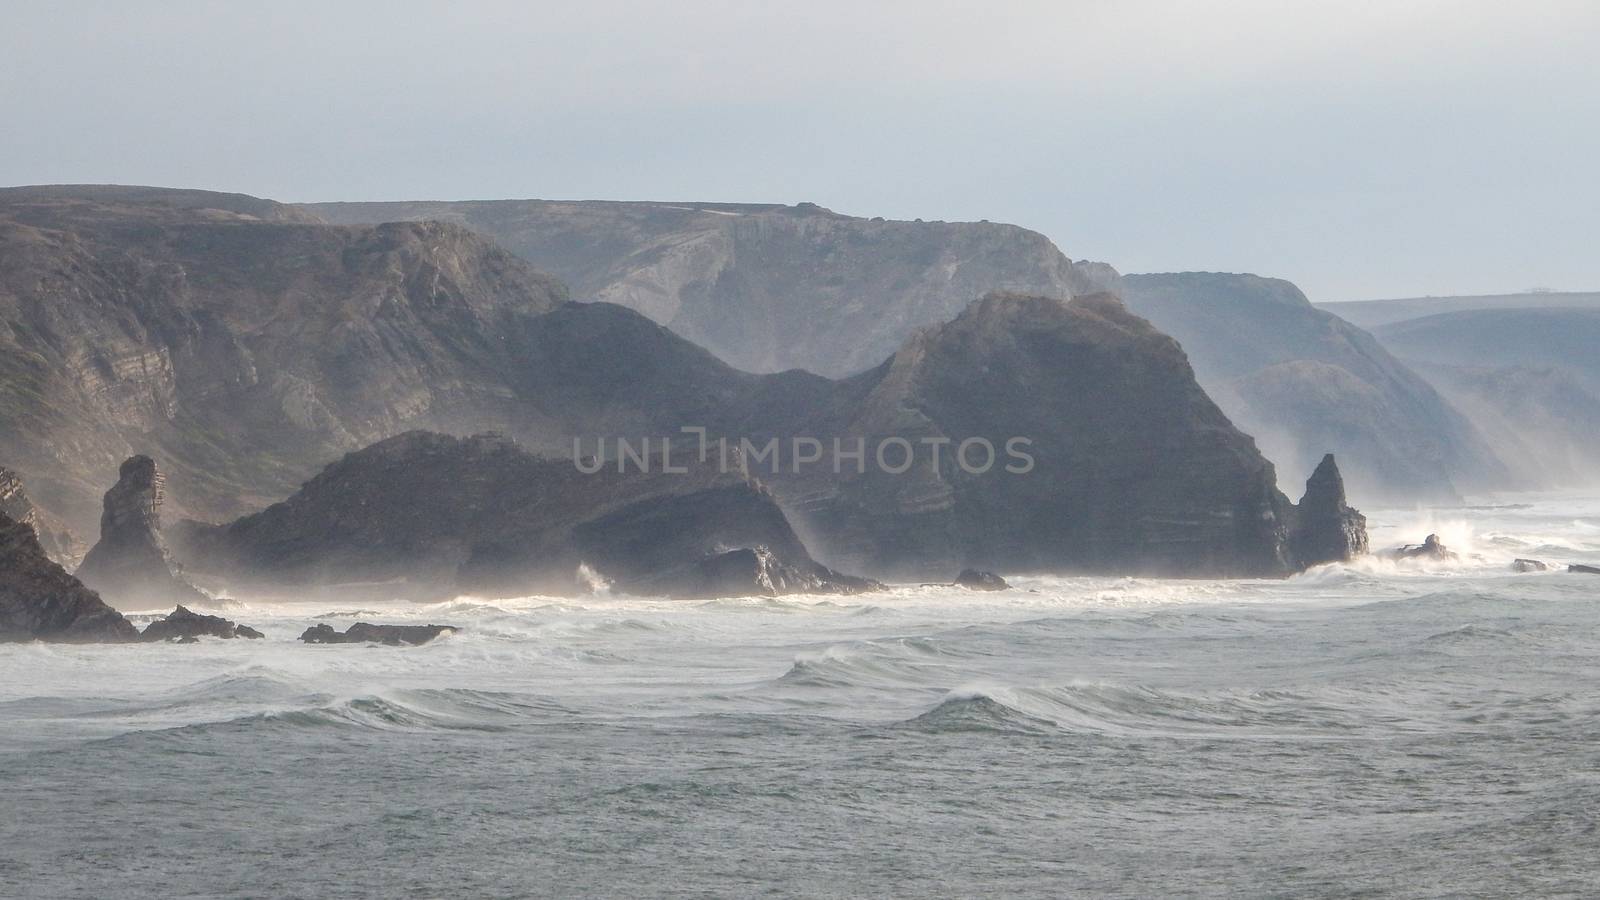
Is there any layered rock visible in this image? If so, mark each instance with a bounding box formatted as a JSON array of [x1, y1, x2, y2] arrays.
[[75, 456, 209, 608], [1117, 272, 1506, 503], [173, 431, 876, 600], [307, 198, 1115, 377], [0, 465, 83, 566], [0, 185, 568, 535], [1286, 454, 1368, 569], [139, 605, 263, 642], [1, 508, 138, 642]]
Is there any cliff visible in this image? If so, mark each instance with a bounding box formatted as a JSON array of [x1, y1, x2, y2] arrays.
[[306, 198, 1116, 377], [0, 465, 82, 566], [1117, 272, 1507, 502], [769, 292, 1349, 578], [0, 185, 567, 535], [1, 508, 138, 643]]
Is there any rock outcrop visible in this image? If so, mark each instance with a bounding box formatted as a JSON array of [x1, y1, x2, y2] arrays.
[[1117, 273, 1506, 503], [1, 508, 138, 642], [1287, 454, 1368, 568], [1512, 559, 1549, 573], [299, 622, 459, 646], [307, 198, 1115, 377], [75, 456, 208, 609], [1389, 534, 1455, 562], [0, 465, 83, 566], [1570, 564, 1600, 576], [953, 569, 1009, 591], [173, 431, 877, 600], [139, 605, 263, 642]]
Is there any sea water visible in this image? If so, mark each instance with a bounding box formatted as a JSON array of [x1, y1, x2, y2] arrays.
[[3, 496, 1599, 898]]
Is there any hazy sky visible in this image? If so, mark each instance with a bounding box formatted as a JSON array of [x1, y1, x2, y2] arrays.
[[2, 0, 1595, 300]]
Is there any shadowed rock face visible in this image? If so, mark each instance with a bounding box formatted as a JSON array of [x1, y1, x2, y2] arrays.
[[1117, 272, 1506, 503], [75, 456, 208, 609], [306, 198, 1117, 378], [1, 508, 137, 643], [173, 431, 876, 600], [1287, 454, 1369, 569], [0, 466, 83, 567]]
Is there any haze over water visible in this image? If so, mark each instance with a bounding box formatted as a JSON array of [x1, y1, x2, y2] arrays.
[[3, 495, 1599, 897]]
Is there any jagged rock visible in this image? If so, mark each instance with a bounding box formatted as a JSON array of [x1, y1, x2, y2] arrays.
[[1288, 454, 1369, 568], [0, 509, 138, 643], [0, 466, 84, 567], [1512, 558, 1549, 573], [1570, 564, 1600, 576], [299, 622, 459, 646], [954, 569, 1009, 591], [140, 605, 263, 642], [1390, 534, 1456, 561], [75, 456, 208, 608]]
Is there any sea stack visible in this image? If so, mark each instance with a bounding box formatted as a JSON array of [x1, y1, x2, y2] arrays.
[[1, 508, 138, 643], [75, 456, 208, 609], [0, 466, 83, 567], [1288, 454, 1369, 569]]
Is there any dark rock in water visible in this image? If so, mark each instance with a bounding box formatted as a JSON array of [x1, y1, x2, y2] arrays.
[[75, 456, 208, 609], [954, 569, 1009, 591], [1390, 534, 1456, 561], [0, 508, 138, 643], [299, 622, 459, 646], [636, 546, 879, 600], [140, 605, 264, 642], [0, 466, 84, 567], [1570, 564, 1600, 576], [1287, 454, 1369, 569], [1512, 558, 1550, 573]]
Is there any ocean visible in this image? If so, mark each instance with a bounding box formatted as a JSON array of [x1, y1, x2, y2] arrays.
[[3, 496, 1599, 898]]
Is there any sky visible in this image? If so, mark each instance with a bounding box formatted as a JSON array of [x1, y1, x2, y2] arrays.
[[2, 0, 1596, 300]]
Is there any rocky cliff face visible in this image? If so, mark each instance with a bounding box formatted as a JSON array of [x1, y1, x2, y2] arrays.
[[1, 508, 138, 642], [0, 465, 83, 566], [306, 199, 1116, 377], [769, 293, 1323, 579], [1116, 272, 1507, 503], [75, 456, 208, 608], [0, 185, 568, 535], [173, 431, 875, 600]]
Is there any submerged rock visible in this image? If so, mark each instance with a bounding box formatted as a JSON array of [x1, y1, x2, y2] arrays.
[[954, 569, 1010, 591], [1288, 454, 1369, 569], [140, 605, 263, 642], [1570, 564, 1600, 576], [1512, 558, 1550, 573], [75, 456, 208, 609], [299, 622, 459, 646], [1, 509, 138, 643]]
